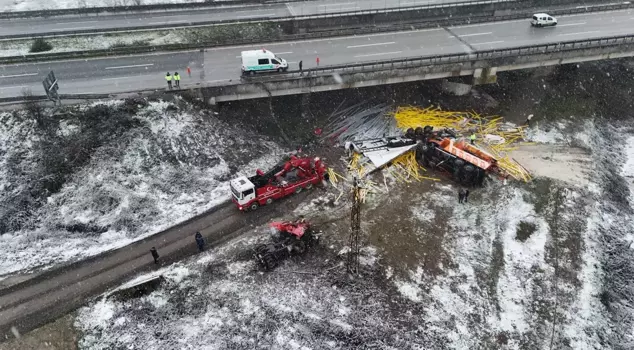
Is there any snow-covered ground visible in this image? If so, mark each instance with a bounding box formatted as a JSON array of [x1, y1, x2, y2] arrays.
[[74, 118, 634, 349], [0, 98, 285, 277], [0, 31, 183, 57]]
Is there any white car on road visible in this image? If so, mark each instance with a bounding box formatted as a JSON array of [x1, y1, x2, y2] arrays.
[[531, 13, 558, 27]]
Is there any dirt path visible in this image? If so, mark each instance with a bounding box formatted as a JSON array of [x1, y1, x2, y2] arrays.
[[509, 144, 592, 187], [0, 192, 311, 342]]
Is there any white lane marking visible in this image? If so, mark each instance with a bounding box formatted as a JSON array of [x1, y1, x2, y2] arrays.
[[337, 7, 360, 11], [471, 41, 505, 45], [558, 31, 600, 36], [208, 27, 442, 52], [0, 73, 38, 78], [55, 20, 98, 25], [102, 76, 134, 80], [105, 63, 154, 70], [455, 32, 492, 37], [0, 85, 27, 90], [148, 20, 188, 24], [347, 41, 396, 48], [286, 3, 297, 16], [236, 13, 276, 18], [556, 22, 586, 27], [318, 2, 355, 6], [56, 26, 96, 30], [401, 0, 439, 5], [354, 51, 402, 58], [208, 79, 231, 83]]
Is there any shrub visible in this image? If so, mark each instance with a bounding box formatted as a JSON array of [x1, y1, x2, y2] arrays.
[[30, 38, 53, 53]]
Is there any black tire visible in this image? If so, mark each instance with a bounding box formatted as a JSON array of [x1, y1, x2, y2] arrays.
[[277, 68, 283, 72], [265, 198, 274, 205], [249, 70, 255, 76], [464, 164, 475, 172], [294, 241, 307, 255], [454, 159, 465, 168], [405, 128, 415, 139], [249, 202, 259, 211], [295, 187, 303, 194], [305, 183, 313, 190], [263, 254, 277, 270], [414, 127, 424, 139]]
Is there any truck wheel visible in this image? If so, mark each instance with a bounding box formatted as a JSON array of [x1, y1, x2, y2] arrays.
[[249, 71, 255, 76], [265, 198, 274, 205], [454, 159, 465, 168], [305, 183, 313, 190], [278, 68, 283, 72], [249, 202, 259, 211], [295, 187, 303, 194]]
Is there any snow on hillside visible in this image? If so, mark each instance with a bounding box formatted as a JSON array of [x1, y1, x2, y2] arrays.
[[75, 118, 634, 349], [0, 98, 285, 277]]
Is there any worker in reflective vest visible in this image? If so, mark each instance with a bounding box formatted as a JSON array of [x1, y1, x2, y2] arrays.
[[165, 72, 172, 90], [174, 72, 181, 88], [470, 133, 476, 145]]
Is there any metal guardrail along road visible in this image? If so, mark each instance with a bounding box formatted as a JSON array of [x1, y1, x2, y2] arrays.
[[2, 1, 632, 65], [241, 34, 634, 81], [0, 0, 515, 40]]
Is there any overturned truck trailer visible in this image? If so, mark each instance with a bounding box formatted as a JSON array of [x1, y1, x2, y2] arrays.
[[345, 126, 506, 186]]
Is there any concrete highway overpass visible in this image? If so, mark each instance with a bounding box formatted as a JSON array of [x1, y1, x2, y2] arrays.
[[1, 9, 633, 100]]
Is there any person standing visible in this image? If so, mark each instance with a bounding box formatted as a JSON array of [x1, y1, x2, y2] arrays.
[[150, 247, 159, 264], [195, 232, 205, 252], [525, 114, 534, 126], [174, 72, 181, 88], [458, 188, 465, 204], [464, 189, 470, 203], [165, 72, 172, 90], [299, 60, 303, 76], [186, 66, 191, 78], [316, 57, 320, 67], [469, 133, 476, 145]]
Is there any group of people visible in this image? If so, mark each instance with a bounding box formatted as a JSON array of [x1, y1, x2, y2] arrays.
[[164, 72, 181, 90], [149, 231, 206, 264]]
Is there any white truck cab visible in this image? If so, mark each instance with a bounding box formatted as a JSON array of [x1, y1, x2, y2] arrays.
[[241, 49, 289, 75], [531, 13, 557, 27], [230, 176, 256, 208]]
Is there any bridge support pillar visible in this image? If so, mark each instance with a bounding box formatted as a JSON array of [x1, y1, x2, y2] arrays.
[[440, 79, 472, 96], [472, 67, 498, 85]]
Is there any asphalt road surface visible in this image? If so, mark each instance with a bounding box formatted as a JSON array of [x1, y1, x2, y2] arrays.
[[0, 190, 318, 341], [1, 0, 487, 38], [1, 10, 633, 98]]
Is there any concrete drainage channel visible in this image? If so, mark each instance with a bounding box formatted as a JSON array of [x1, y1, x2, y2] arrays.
[[1, 1, 631, 65]]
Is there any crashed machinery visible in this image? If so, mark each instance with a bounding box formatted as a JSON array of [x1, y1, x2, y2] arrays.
[[253, 218, 320, 271], [230, 155, 328, 211], [408, 126, 504, 186]]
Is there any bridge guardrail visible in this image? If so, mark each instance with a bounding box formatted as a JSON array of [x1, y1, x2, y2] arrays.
[[239, 34, 634, 81], [0, 0, 516, 40]]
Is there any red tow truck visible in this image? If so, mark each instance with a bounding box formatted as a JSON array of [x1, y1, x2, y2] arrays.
[[230, 155, 328, 211]]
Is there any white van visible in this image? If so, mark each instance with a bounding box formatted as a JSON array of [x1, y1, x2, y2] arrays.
[[241, 49, 288, 75], [531, 13, 557, 27]]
